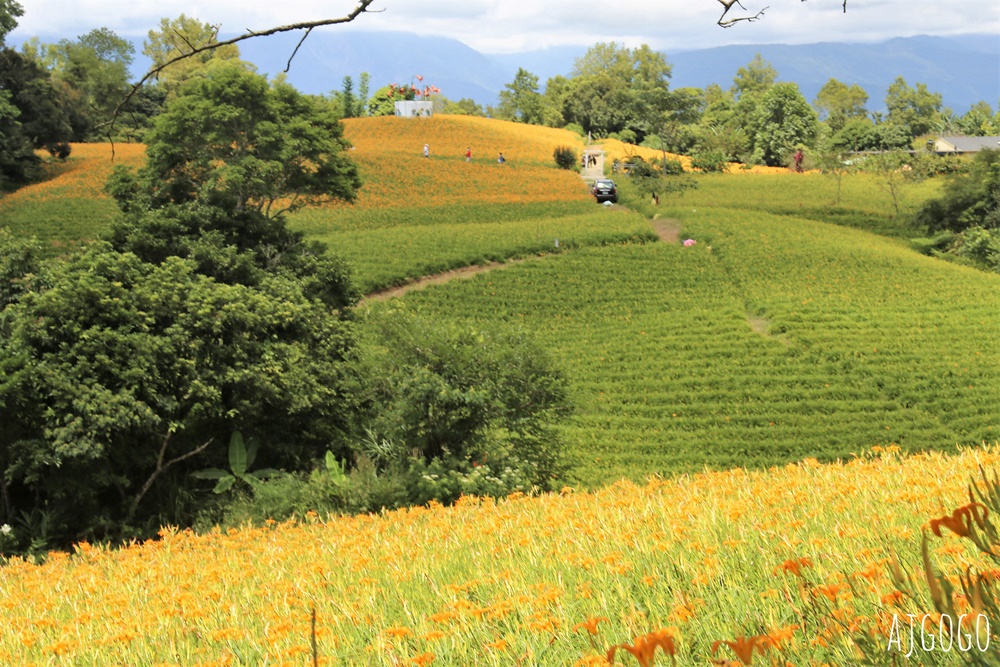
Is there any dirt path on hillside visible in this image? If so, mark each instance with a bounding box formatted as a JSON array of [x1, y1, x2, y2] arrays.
[[360, 214, 679, 304], [650, 217, 682, 244], [360, 259, 527, 304]]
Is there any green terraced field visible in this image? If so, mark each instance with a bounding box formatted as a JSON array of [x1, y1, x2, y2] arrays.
[[301, 207, 655, 292], [377, 207, 1000, 487], [619, 171, 943, 238]]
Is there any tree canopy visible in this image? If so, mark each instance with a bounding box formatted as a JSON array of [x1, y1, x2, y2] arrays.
[[143, 15, 244, 100], [0, 0, 21, 45], [557, 42, 674, 141], [814, 78, 869, 131], [496, 68, 543, 124], [130, 61, 360, 217], [885, 76, 943, 138]]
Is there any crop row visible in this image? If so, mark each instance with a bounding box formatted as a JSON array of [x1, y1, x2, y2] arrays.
[[314, 209, 655, 293], [386, 209, 1000, 486], [0, 143, 145, 247]]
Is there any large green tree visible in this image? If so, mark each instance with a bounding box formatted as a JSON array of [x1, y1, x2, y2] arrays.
[[562, 42, 673, 141], [131, 61, 360, 217], [28, 27, 136, 139], [0, 48, 72, 155], [143, 15, 244, 100], [0, 0, 21, 44], [0, 56, 365, 547], [749, 82, 819, 166], [885, 76, 943, 139], [814, 78, 869, 132], [496, 68, 543, 124], [731, 53, 776, 99]]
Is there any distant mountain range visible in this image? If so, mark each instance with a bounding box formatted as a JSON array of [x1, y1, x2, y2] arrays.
[[231, 31, 998, 114], [70, 30, 988, 114]]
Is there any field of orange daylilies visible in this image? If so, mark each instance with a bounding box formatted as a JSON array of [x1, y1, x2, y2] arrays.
[[325, 116, 593, 210], [2, 446, 997, 666]]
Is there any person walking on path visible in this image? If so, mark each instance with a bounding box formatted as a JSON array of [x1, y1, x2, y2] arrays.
[[423, 144, 429, 158], [465, 147, 472, 162], [498, 152, 506, 165]]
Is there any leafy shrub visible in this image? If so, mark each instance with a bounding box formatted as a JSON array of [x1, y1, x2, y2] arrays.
[[348, 304, 572, 498], [0, 244, 358, 549], [553, 145, 578, 170], [564, 122, 585, 137], [203, 451, 409, 527], [623, 155, 655, 178], [658, 158, 685, 176], [612, 129, 637, 144], [912, 149, 1000, 233], [953, 226, 1000, 270]]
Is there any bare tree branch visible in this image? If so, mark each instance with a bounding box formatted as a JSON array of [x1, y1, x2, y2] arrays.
[[718, 0, 768, 27], [129, 433, 215, 519], [718, 0, 847, 28], [285, 26, 315, 73], [100, 0, 380, 135]]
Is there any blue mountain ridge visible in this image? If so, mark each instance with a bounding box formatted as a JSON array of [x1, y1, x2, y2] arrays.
[[238, 31, 997, 113]]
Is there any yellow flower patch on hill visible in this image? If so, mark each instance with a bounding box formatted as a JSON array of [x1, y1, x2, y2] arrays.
[[343, 115, 586, 165], [0, 143, 145, 210], [2, 446, 997, 665]]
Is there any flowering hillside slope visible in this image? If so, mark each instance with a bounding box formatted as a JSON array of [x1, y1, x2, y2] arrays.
[[2, 446, 996, 665]]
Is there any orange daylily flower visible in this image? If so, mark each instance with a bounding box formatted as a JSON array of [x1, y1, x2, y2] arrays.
[[606, 628, 677, 667], [409, 651, 435, 666], [929, 502, 989, 538], [574, 616, 609, 635], [711, 634, 768, 665], [763, 624, 799, 650], [774, 557, 813, 577]]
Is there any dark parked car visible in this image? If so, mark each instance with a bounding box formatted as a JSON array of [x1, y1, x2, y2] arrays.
[[592, 178, 617, 203]]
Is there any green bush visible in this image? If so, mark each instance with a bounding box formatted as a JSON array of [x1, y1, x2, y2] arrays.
[[912, 149, 1000, 233], [613, 129, 637, 144], [349, 305, 572, 497], [954, 226, 1000, 270], [553, 145, 578, 170], [658, 158, 685, 176], [0, 245, 358, 549], [564, 122, 585, 137], [690, 150, 729, 173]]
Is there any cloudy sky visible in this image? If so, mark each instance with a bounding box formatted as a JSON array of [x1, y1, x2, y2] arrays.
[[9, 0, 998, 53]]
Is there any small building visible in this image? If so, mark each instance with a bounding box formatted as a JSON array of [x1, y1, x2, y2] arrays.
[[394, 101, 433, 118], [932, 136, 1000, 154]]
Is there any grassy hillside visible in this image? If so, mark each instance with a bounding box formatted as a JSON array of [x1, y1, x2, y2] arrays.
[[0, 143, 145, 248], [0, 118, 656, 291], [2, 115, 999, 665], [384, 207, 1000, 486]]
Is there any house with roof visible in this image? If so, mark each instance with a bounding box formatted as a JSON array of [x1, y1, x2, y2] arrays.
[[932, 136, 1000, 153]]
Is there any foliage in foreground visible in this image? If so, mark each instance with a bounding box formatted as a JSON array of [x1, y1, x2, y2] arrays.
[[211, 305, 573, 526], [1, 447, 997, 665], [913, 149, 1000, 234], [0, 238, 357, 548]]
